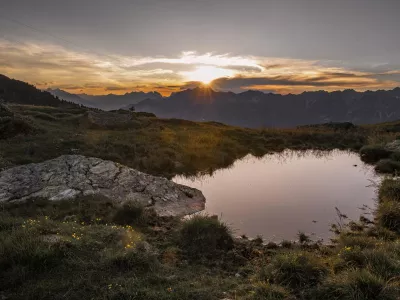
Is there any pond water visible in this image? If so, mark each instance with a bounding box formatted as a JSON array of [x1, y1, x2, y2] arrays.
[[173, 150, 381, 242]]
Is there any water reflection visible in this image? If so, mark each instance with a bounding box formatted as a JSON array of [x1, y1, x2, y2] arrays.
[[173, 150, 380, 242]]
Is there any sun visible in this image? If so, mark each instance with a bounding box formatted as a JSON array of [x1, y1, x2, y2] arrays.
[[181, 66, 234, 84]]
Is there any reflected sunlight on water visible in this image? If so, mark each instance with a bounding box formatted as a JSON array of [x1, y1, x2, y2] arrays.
[[173, 150, 381, 242]]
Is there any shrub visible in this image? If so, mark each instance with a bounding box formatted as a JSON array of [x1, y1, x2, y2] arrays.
[[111, 241, 159, 273], [365, 226, 398, 241], [310, 269, 400, 300], [267, 252, 329, 289], [390, 151, 400, 161], [112, 201, 145, 225], [266, 242, 279, 250], [0, 229, 64, 270], [179, 215, 233, 258], [338, 234, 377, 250], [335, 247, 400, 279], [378, 178, 400, 202], [359, 145, 391, 163], [280, 240, 293, 249], [297, 231, 311, 244], [376, 201, 400, 233], [135, 112, 156, 118], [375, 159, 400, 174], [364, 249, 400, 280], [0, 116, 35, 139]]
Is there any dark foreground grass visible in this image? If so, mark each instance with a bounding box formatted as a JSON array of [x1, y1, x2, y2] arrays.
[[0, 191, 399, 300], [1, 104, 400, 299]]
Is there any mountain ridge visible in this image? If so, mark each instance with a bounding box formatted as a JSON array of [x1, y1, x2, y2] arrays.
[[134, 86, 400, 128], [48, 88, 163, 111], [0, 75, 80, 108], [3, 73, 400, 128]]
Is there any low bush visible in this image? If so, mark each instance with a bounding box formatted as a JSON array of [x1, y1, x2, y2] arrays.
[[335, 247, 400, 280], [378, 178, 400, 202], [375, 159, 400, 174], [376, 201, 400, 233], [267, 252, 329, 290], [365, 226, 398, 241], [389, 151, 400, 161], [112, 201, 145, 225], [246, 283, 290, 300], [297, 231, 311, 244], [338, 234, 378, 250], [310, 269, 400, 300], [111, 241, 159, 273], [280, 240, 293, 248], [0, 228, 66, 289], [0, 116, 36, 139], [179, 215, 233, 259], [360, 145, 391, 163]]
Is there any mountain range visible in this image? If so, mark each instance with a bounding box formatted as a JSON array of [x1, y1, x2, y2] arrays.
[[2, 73, 400, 128], [47, 88, 162, 111], [135, 87, 400, 128]]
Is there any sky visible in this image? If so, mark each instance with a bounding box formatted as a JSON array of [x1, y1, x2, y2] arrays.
[[0, 0, 400, 96]]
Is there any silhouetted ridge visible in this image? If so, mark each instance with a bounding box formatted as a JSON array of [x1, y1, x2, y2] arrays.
[[0, 75, 79, 108], [48, 88, 163, 110], [135, 87, 400, 128]]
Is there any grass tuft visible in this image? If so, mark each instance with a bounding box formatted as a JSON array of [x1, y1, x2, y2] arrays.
[[246, 283, 290, 300], [375, 159, 400, 174], [267, 252, 329, 290], [379, 178, 400, 203], [179, 215, 234, 259], [112, 201, 145, 226], [376, 201, 400, 233], [310, 269, 400, 300], [359, 145, 391, 163]]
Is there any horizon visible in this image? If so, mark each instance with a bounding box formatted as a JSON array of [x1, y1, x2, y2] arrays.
[[1, 0, 400, 96], [45, 83, 400, 98]]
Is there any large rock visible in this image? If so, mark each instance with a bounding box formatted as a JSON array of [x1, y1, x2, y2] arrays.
[[0, 155, 205, 217]]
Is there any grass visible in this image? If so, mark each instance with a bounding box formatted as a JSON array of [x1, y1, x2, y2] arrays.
[[112, 201, 146, 226], [359, 145, 392, 163], [1, 104, 400, 298], [179, 215, 234, 259], [266, 252, 329, 290], [0, 104, 369, 178], [377, 178, 400, 233], [376, 201, 400, 233], [0, 183, 399, 299], [375, 159, 400, 174], [311, 269, 400, 300], [378, 178, 400, 202]]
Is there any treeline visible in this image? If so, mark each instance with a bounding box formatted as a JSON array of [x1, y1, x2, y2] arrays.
[[0, 74, 82, 109]]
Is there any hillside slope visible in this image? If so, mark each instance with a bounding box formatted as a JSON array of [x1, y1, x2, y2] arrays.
[[0, 75, 79, 108]]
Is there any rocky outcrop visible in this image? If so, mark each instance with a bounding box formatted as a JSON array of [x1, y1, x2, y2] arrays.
[[85, 110, 139, 128], [385, 140, 400, 152], [0, 155, 205, 217], [0, 101, 13, 117]]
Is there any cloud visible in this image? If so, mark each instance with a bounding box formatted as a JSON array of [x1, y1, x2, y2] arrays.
[[0, 39, 399, 95]]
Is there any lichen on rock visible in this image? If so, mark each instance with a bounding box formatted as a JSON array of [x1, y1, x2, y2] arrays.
[[0, 155, 205, 217]]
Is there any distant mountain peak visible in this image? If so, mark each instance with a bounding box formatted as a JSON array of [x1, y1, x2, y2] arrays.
[[48, 88, 163, 111]]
